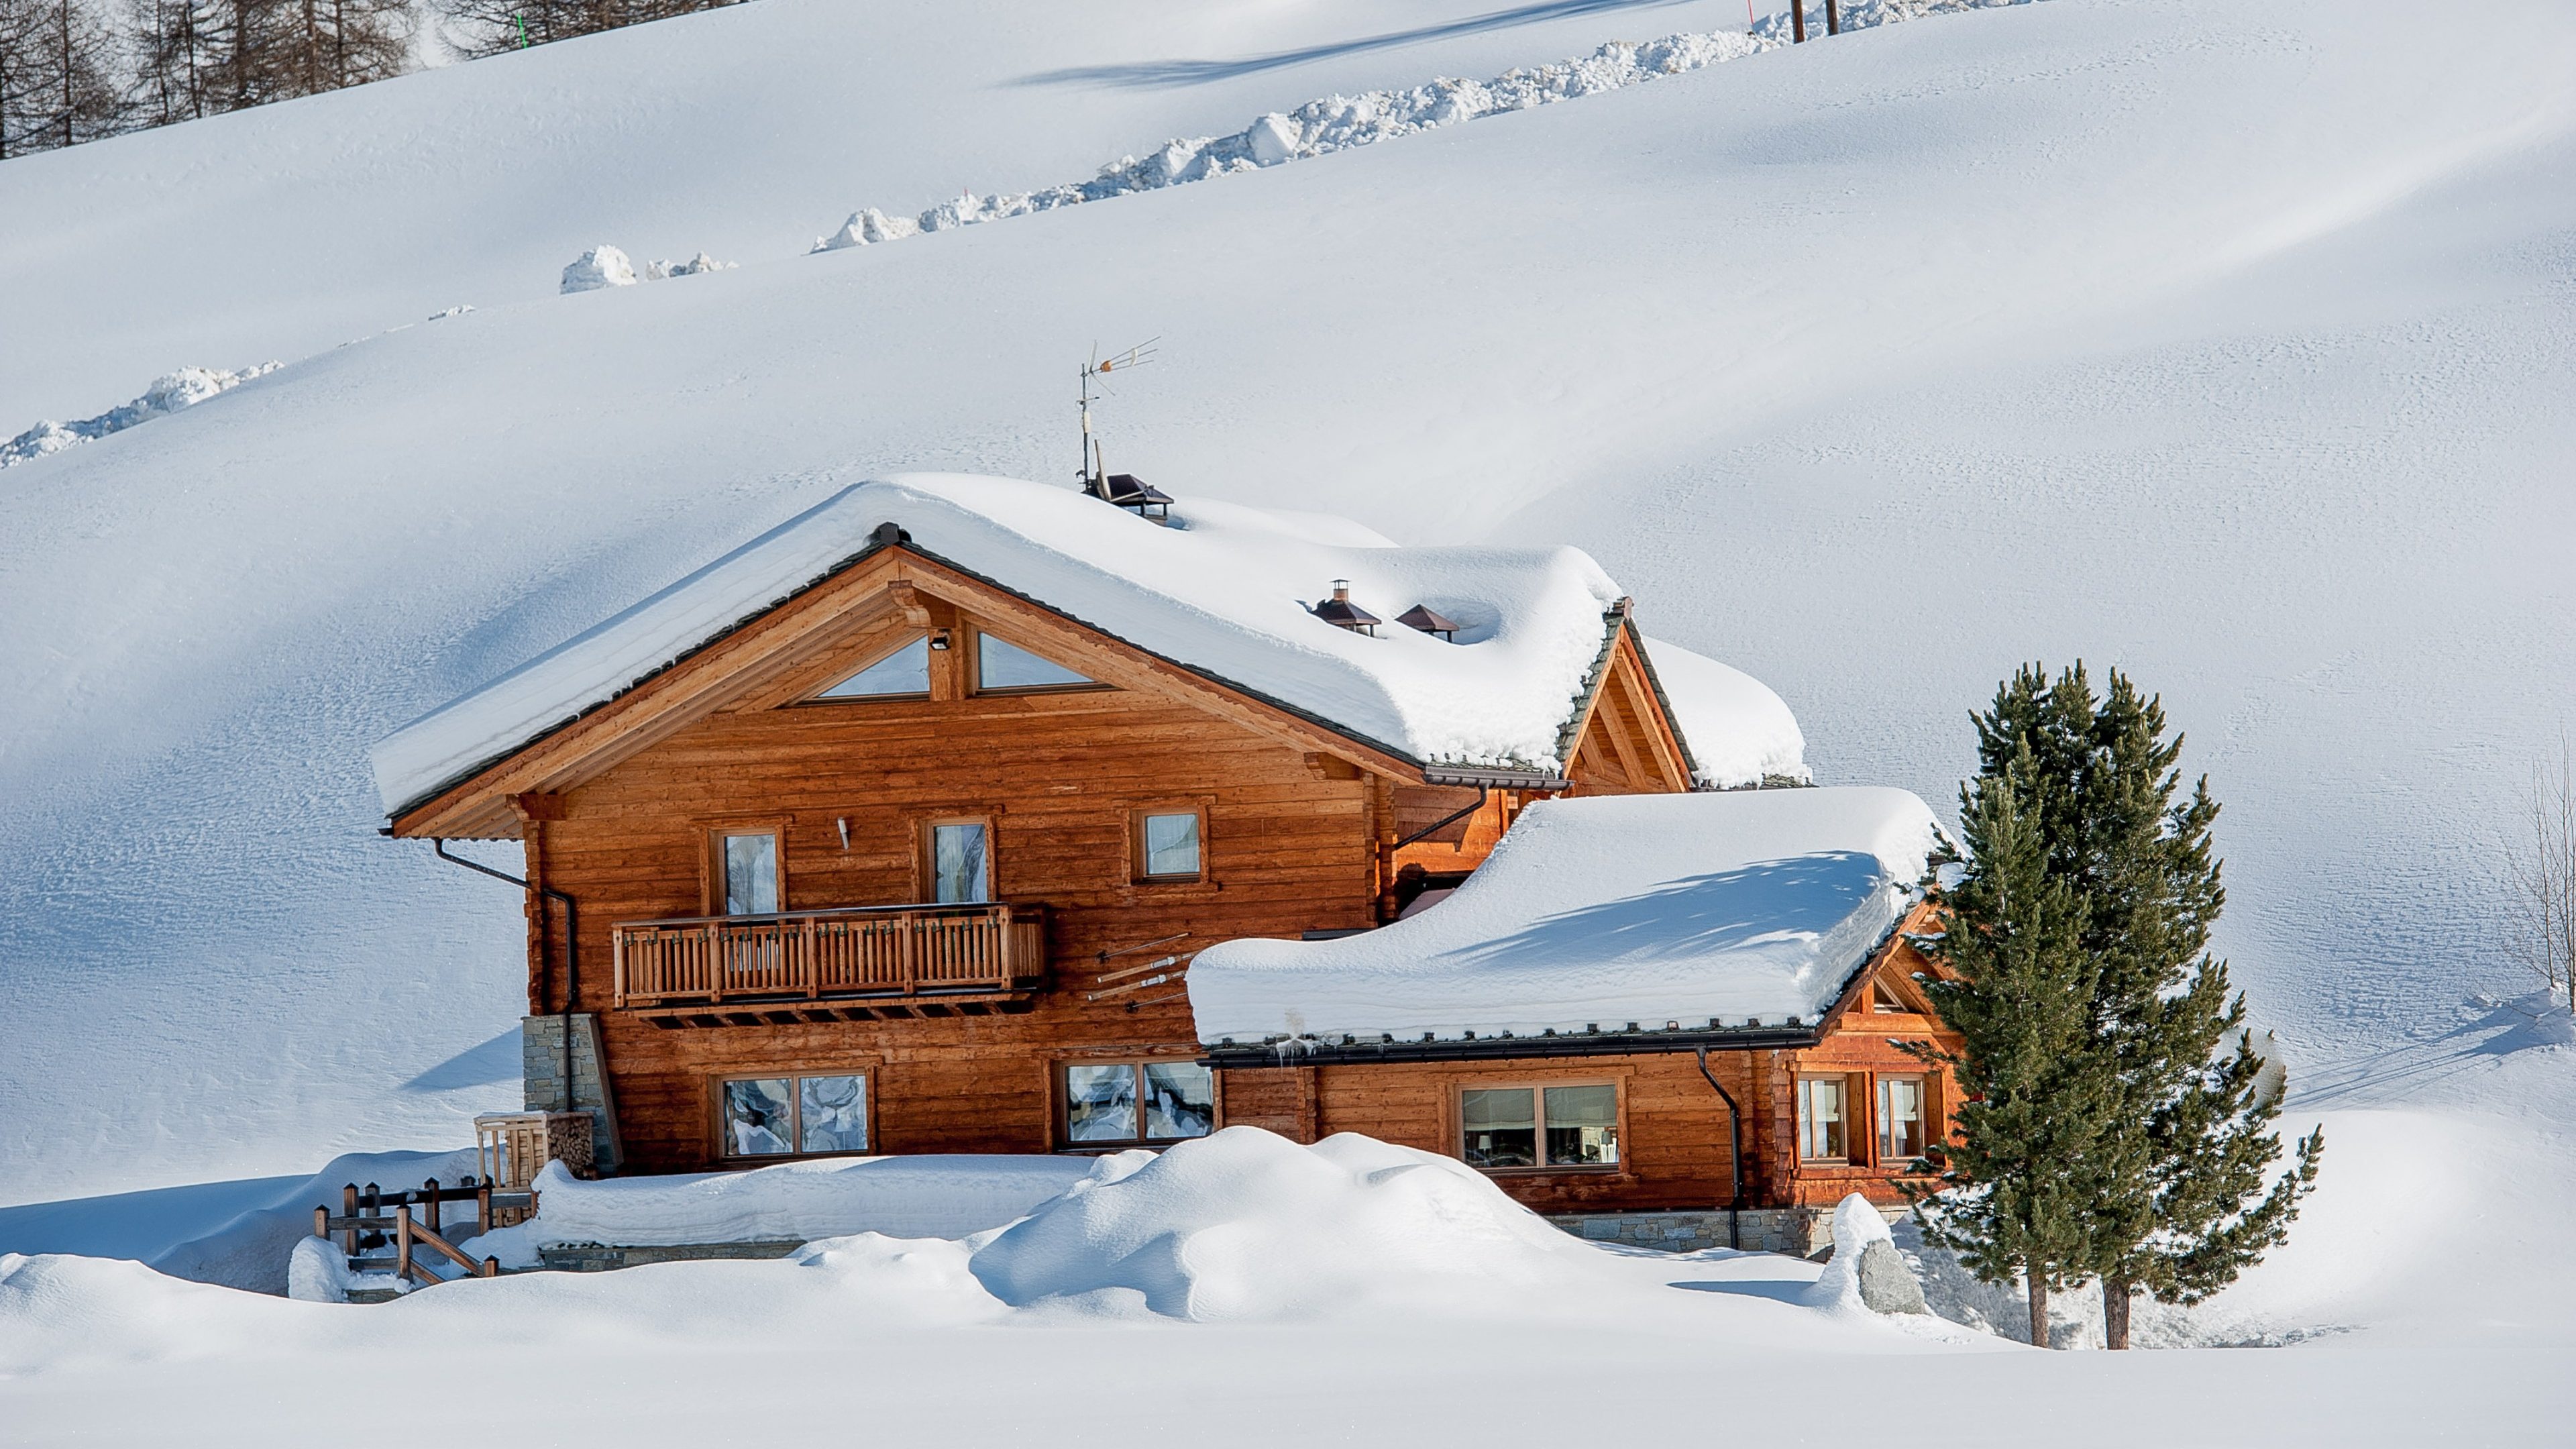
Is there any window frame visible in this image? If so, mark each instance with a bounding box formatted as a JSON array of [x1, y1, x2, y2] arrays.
[[804, 633, 934, 703], [700, 820, 790, 917], [969, 628, 1109, 697], [1130, 805, 1210, 884], [918, 814, 997, 904], [1796, 1073, 1863, 1166], [710, 1067, 877, 1163], [1054, 1058, 1220, 1150], [1875, 1073, 1931, 1166], [1453, 1077, 1627, 1175]]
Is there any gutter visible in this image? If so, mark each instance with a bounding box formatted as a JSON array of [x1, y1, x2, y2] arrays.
[[433, 839, 581, 1111], [1199, 1023, 1817, 1068]]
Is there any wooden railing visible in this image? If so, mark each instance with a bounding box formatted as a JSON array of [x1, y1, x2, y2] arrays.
[[611, 902, 1045, 1008]]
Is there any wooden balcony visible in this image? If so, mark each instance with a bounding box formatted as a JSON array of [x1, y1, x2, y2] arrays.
[[611, 902, 1045, 1027]]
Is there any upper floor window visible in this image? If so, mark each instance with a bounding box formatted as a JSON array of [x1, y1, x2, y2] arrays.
[[1061, 1061, 1214, 1146], [720, 830, 780, 915], [1459, 1083, 1619, 1171], [816, 637, 930, 699], [718, 1072, 868, 1158], [1136, 808, 1203, 881], [976, 633, 1095, 692], [928, 820, 990, 903], [1798, 1076, 1851, 1163]]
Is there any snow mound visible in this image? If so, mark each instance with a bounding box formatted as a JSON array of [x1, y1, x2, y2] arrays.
[[965, 1128, 1599, 1320], [509, 1152, 1101, 1248], [1190, 787, 1943, 1043], [812, 1, 2032, 250], [643, 253, 738, 280], [1, 363, 282, 470], [559, 245, 639, 293]]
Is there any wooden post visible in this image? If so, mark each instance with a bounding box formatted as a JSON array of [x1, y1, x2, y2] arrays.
[[482, 1256, 501, 1279], [477, 1181, 493, 1236], [422, 1178, 441, 1236], [341, 1185, 359, 1256], [706, 920, 723, 1003], [394, 1205, 415, 1283], [1791, 1, 1805, 43], [314, 1205, 329, 1239], [1824, 0, 1839, 36]]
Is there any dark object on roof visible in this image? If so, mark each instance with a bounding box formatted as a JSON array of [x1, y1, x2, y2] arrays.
[[1396, 604, 1461, 641], [1311, 580, 1381, 635], [1087, 472, 1173, 519]]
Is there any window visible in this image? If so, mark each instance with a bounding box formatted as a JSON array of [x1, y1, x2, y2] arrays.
[[718, 1073, 869, 1157], [976, 633, 1095, 692], [1798, 1076, 1851, 1162], [1878, 1075, 1927, 1163], [1459, 1083, 1619, 1171], [928, 820, 989, 903], [1136, 808, 1203, 881], [815, 637, 931, 698], [1061, 1061, 1215, 1146], [719, 831, 780, 916], [1872, 983, 1911, 1014]]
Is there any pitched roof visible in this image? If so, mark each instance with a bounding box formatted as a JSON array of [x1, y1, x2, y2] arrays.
[[370, 474, 1805, 816], [1186, 786, 1943, 1045]]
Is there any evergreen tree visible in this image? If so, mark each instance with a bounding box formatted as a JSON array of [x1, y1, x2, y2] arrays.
[[1957, 663, 2324, 1348], [1909, 732, 2111, 1347], [433, 0, 739, 60]]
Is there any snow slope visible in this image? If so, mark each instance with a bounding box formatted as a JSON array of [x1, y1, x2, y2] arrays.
[[0, 0, 2571, 1249]]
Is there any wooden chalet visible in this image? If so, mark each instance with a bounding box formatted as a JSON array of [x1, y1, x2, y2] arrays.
[[375, 474, 1948, 1250]]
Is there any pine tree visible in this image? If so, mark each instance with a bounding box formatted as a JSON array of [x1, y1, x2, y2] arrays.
[[431, 0, 739, 60], [2043, 667, 2322, 1348], [1909, 731, 2111, 1347]]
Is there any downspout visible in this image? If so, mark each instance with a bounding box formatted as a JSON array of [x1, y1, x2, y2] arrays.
[[433, 839, 580, 1112], [1695, 1046, 1743, 1250]]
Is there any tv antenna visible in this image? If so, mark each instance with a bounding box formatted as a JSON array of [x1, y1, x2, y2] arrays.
[[1077, 338, 1157, 497]]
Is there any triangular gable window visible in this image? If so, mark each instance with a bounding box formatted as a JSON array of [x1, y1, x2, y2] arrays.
[[1872, 981, 1919, 1015], [814, 637, 931, 700], [975, 633, 1096, 692]]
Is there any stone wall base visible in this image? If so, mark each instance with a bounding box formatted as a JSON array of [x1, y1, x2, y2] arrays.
[[521, 1014, 623, 1172], [538, 1240, 808, 1273], [1546, 1204, 1907, 1257]]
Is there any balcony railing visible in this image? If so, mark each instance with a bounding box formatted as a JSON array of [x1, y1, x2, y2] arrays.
[[611, 902, 1045, 1010]]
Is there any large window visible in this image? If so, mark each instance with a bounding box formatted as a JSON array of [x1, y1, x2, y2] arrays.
[[1061, 1061, 1215, 1146], [1459, 1083, 1619, 1171], [1798, 1076, 1851, 1163], [976, 633, 1095, 692], [1135, 808, 1204, 881], [718, 1073, 869, 1158], [815, 637, 930, 699], [1877, 1075, 1927, 1163], [718, 830, 780, 916], [928, 820, 990, 903]]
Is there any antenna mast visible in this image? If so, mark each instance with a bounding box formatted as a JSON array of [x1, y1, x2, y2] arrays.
[[1077, 339, 1158, 498]]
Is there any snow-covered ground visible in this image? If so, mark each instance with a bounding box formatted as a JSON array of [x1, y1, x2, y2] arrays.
[[3, 0, 2575, 1438]]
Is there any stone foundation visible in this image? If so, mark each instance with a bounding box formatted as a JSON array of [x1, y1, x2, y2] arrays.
[[521, 1014, 623, 1172], [539, 1240, 808, 1273], [1547, 1204, 1906, 1256]]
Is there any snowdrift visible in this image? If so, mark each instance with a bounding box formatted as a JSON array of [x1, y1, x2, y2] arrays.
[[509, 1152, 1101, 1249]]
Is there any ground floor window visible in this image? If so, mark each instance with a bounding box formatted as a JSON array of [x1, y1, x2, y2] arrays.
[[1061, 1061, 1216, 1146], [718, 1072, 869, 1157], [1797, 1076, 1851, 1163], [1460, 1083, 1619, 1170], [1877, 1075, 1927, 1163]]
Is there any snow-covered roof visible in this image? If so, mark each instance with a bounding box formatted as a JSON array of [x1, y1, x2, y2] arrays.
[[370, 474, 1805, 815], [1187, 786, 1943, 1044]]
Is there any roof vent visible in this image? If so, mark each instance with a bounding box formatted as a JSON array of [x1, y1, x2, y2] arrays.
[[1087, 472, 1173, 521], [1396, 604, 1460, 641], [1311, 580, 1381, 635]]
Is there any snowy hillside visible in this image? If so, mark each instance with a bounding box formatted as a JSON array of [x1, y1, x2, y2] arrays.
[[2, 0, 2573, 1244]]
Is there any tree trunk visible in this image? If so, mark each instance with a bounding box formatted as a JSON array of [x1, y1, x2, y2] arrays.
[[2027, 1275, 2050, 1348], [2104, 1279, 2133, 1349]]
